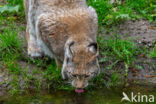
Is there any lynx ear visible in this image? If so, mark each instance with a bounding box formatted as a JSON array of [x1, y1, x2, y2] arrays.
[[88, 43, 99, 63], [88, 43, 98, 55], [65, 41, 75, 58]]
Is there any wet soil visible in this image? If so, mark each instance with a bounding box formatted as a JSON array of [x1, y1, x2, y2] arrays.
[[102, 20, 156, 48]]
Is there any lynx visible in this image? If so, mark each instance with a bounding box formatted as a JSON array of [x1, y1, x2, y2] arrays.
[[24, 0, 100, 92]]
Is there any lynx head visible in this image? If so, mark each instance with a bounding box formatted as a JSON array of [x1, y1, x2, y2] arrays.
[[62, 38, 100, 91]]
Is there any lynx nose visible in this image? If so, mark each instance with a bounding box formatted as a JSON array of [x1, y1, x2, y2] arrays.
[[74, 79, 85, 89], [76, 84, 84, 89]]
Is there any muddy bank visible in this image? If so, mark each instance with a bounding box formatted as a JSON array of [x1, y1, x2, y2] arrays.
[[102, 20, 156, 48], [100, 20, 156, 81], [128, 58, 156, 84]]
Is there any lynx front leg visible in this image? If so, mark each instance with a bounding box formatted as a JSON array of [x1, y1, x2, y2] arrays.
[[26, 26, 42, 57], [54, 56, 62, 69]]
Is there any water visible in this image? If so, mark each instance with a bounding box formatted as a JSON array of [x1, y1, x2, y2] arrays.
[[0, 85, 156, 104]]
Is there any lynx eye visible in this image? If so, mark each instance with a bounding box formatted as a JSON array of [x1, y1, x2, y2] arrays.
[[91, 72, 95, 76], [72, 74, 77, 78], [89, 59, 96, 65], [85, 75, 90, 78], [91, 60, 96, 64]]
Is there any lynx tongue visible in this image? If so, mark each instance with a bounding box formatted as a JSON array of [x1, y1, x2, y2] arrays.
[[75, 88, 84, 93]]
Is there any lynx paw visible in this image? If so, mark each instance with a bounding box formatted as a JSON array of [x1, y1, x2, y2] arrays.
[[28, 47, 42, 58]]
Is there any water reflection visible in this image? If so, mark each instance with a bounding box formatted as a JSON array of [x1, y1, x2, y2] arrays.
[[0, 85, 156, 104]]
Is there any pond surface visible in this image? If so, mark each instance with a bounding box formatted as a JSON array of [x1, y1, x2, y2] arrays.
[[0, 85, 156, 104]]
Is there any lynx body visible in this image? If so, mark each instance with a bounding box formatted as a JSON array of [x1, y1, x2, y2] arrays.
[[24, 0, 100, 89]]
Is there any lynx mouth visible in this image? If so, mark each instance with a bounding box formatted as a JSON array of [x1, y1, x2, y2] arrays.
[[75, 88, 84, 93]]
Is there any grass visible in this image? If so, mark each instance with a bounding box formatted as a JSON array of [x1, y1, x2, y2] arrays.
[[0, 0, 155, 94], [0, 28, 22, 56], [87, 0, 156, 27], [0, 0, 24, 16], [149, 45, 156, 58], [0, 27, 69, 93], [0, 16, 72, 93], [98, 35, 141, 76]]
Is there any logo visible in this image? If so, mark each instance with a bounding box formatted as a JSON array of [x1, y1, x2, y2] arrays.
[[121, 92, 155, 103]]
